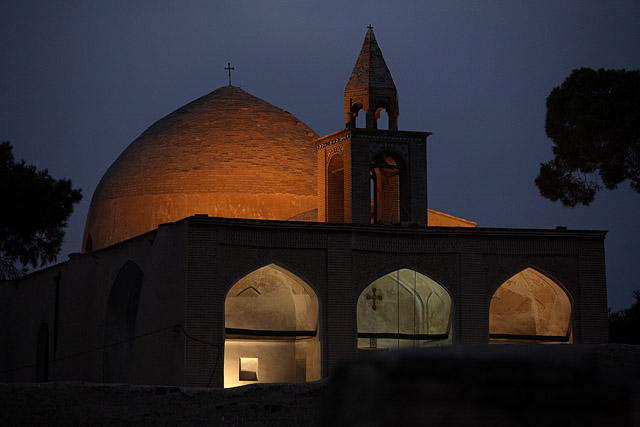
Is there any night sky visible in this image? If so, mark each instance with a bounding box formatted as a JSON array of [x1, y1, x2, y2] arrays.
[[1, 1, 639, 310]]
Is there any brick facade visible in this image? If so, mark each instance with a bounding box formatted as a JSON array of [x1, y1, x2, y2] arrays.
[[185, 217, 608, 387], [83, 86, 319, 251], [0, 28, 609, 390], [0, 216, 608, 388], [316, 129, 429, 226]]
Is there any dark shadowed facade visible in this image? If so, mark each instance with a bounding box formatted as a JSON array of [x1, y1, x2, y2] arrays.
[[0, 29, 608, 388]]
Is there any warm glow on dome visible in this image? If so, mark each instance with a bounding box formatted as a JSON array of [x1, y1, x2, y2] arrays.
[[83, 86, 319, 251]]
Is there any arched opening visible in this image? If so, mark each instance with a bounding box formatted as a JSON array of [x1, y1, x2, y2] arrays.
[[370, 151, 409, 223], [85, 234, 93, 252], [36, 322, 49, 382], [489, 268, 572, 343], [327, 154, 344, 223], [103, 260, 144, 383], [224, 264, 321, 388], [357, 269, 452, 352], [350, 103, 363, 128], [375, 107, 389, 130]]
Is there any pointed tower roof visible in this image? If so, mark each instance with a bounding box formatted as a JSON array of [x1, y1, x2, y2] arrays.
[[344, 27, 399, 130], [345, 27, 396, 91]]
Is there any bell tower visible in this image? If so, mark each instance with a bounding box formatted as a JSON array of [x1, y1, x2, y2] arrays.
[[344, 26, 399, 131], [317, 27, 430, 226]]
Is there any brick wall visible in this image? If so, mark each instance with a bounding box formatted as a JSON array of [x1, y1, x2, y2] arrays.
[[185, 217, 608, 385], [316, 129, 429, 227]]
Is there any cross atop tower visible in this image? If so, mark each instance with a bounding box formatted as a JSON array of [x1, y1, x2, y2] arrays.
[[224, 62, 235, 86], [367, 24, 373, 30]]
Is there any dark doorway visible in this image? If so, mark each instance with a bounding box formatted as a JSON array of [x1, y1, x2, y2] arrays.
[[103, 260, 143, 383], [36, 322, 49, 382]]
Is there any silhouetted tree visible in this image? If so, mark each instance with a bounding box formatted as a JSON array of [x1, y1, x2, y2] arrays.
[[535, 68, 640, 206], [609, 290, 640, 344], [0, 142, 82, 279]]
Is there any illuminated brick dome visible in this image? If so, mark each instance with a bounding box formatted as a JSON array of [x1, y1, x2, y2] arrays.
[[83, 86, 319, 251]]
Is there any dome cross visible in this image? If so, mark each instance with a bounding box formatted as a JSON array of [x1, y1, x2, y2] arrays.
[[225, 62, 235, 86]]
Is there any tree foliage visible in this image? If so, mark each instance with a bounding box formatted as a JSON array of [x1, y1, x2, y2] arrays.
[[535, 68, 640, 206], [609, 290, 640, 344], [0, 142, 82, 279]]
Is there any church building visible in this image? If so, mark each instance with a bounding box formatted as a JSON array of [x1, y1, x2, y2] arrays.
[[0, 29, 608, 388]]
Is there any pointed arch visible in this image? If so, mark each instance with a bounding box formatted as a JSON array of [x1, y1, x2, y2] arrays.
[[374, 104, 390, 130], [370, 151, 409, 223], [357, 268, 453, 351], [224, 264, 321, 388], [349, 102, 364, 128], [103, 260, 144, 383], [489, 267, 572, 343]]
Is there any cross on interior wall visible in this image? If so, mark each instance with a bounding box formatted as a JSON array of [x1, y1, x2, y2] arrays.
[[366, 287, 382, 310]]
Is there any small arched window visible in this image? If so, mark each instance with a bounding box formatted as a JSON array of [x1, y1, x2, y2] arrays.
[[350, 103, 363, 128], [375, 106, 389, 130]]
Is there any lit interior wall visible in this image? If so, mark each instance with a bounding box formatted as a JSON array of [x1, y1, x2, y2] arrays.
[[489, 268, 572, 343], [224, 265, 320, 388], [357, 269, 452, 351]]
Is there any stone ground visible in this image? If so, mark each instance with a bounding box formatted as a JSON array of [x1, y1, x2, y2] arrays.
[[1, 345, 639, 426]]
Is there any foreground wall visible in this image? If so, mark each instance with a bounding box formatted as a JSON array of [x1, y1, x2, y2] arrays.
[[2, 345, 638, 426], [1, 216, 608, 388], [184, 217, 608, 388], [0, 221, 189, 385]]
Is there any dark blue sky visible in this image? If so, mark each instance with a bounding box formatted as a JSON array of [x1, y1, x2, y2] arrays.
[[1, 1, 639, 310]]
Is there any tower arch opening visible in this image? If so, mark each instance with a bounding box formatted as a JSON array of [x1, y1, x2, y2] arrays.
[[357, 269, 452, 352], [224, 264, 321, 388], [370, 151, 409, 223], [348, 103, 364, 128], [489, 267, 572, 343], [375, 106, 390, 130]]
